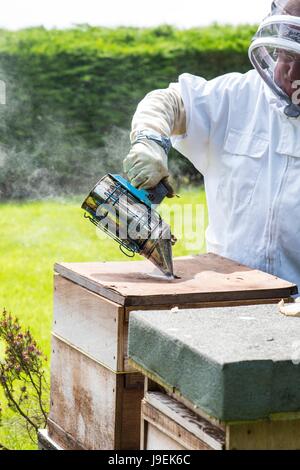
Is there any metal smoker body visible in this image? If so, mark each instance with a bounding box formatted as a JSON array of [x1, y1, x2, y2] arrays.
[[81, 174, 176, 278]]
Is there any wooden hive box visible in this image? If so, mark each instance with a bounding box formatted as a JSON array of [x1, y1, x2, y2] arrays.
[[46, 253, 297, 450]]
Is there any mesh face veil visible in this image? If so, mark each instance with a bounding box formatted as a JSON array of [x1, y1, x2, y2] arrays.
[[270, 0, 300, 15], [249, 0, 300, 117]]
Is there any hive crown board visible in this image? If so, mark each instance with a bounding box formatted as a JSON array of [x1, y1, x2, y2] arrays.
[[54, 253, 297, 307]]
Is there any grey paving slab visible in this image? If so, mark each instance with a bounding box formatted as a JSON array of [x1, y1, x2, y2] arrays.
[[128, 304, 300, 421]]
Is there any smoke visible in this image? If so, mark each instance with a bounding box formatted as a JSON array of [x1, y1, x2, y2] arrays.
[[0, 144, 7, 168], [0, 64, 131, 201], [0, 60, 199, 201], [102, 126, 131, 175], [0, 120, 131, 200]]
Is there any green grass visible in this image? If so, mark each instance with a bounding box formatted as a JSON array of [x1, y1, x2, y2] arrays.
[[0, 188, 207, 449]]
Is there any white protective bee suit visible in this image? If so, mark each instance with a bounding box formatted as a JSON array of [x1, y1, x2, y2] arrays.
[[123, 0, 300, 289]]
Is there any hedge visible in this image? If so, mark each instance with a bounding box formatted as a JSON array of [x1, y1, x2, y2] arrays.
[[0, 24, 258, 198]]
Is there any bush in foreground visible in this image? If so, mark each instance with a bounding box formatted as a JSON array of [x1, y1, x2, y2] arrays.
[[0, 309, 49, 447]]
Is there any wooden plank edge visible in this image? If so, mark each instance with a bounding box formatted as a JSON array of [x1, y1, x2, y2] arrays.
[[52, 333, 139, 375], [54, 265, 125, 306], [47, 418, 86, 450], [54, 273, 125, 309], [38, 429, 64, 450], [142, 399, 216, 450], [224, 411, 300, 426], [145, 392, 225, 450], [123, 288, 298, 307]]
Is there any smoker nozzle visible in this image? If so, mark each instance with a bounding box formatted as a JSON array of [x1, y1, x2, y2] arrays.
[[141, 237, 174, 279]]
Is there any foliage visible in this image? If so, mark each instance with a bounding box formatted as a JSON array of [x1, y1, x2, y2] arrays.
[[0, 24, 257, 55], [0, 309, 49, 445]]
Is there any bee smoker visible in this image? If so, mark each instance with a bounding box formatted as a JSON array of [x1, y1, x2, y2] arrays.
[[81, 174, 176, 278]]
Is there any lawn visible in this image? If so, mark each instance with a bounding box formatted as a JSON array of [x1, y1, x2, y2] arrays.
[[0, 188, 207, 449]]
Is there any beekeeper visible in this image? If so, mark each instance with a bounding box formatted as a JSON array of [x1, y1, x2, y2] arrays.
[[123, 0, 300, 289]]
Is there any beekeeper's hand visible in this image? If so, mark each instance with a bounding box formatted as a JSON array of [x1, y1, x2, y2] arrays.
[[124, 84, 186, 196], [123, 139, 169, 191]]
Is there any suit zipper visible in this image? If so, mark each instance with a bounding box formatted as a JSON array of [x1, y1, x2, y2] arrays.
[[266, 157, 289, 274]]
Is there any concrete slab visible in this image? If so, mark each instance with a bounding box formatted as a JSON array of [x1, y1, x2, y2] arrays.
[[128, 304, 300, 422]]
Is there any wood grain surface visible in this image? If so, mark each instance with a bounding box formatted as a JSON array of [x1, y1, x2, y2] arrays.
[[54, 253, 297, 306]]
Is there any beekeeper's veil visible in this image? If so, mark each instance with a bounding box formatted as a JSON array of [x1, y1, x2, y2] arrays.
[[249, 0, 300, 117]]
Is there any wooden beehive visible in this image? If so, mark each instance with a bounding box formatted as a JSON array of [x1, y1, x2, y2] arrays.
[[46, 253, 297, 450], [130, 303, 300, 451]]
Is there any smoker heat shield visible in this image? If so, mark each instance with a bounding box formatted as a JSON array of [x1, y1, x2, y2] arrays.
[[81, 174, 176, 278]]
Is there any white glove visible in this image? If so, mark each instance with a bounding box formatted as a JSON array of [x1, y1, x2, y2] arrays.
[[123, 139, 169, 189], [124, 84, 186, 192]]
